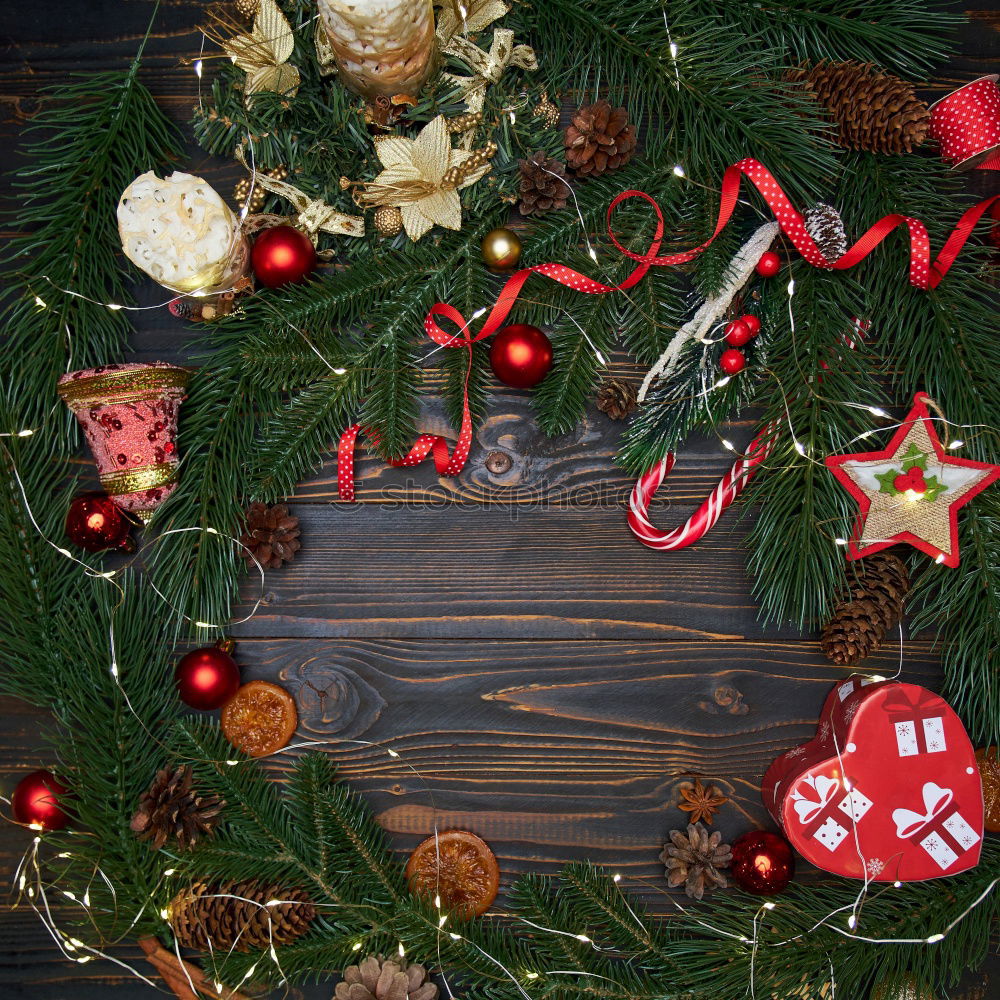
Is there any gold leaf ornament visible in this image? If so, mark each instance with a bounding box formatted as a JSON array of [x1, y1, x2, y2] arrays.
[[222, 0, 300, 101], [356, 116, 495, 241]]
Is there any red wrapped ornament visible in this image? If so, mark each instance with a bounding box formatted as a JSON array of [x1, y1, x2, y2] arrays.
[[175, 640, 241, 711], [57, 363, 189, 523], [763, 679, 983, 882], [251, 226, 316, 287], [730, 830, 794, 895], [12, 769, 71, 831], [490, 325, 553, 388], [65, 492, 135, 552]]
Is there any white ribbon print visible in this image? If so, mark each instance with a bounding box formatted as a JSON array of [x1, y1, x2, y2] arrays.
[[892, 781, 953, 839], [791, 774, 840, 825]]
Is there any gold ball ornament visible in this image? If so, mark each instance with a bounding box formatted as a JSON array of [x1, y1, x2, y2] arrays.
[[373, 206, 403, 238], [481, 227, 522, 274], [234, 0, 260, 20], [233, 177, 265, 215], [871, 974, 937, 1000]]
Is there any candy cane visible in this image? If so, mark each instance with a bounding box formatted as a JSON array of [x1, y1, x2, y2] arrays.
[[628, 426, 779, 550]]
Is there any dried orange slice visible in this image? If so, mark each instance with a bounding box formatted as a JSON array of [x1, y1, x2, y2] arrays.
[[220, 680, 297, 758], [976, 746, 1000, 832], [405, 830, 499, 917]]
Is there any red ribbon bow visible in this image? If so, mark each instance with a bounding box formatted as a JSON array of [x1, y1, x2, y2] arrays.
[[336, 158, 1000, 502]]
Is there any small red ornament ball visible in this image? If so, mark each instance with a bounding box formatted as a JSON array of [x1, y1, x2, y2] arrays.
[[175, 643, 241, 711], [490, 325, 554, 388], [730, 830, 795, 895], [65, 493, 134, 553], [251, 226, 316, 288], [12, 770, 71, 831], [724, 320, 752, 347], [740, 314, 761, 336], [755, 251, 781, 278], [719, 348, 746, 375]]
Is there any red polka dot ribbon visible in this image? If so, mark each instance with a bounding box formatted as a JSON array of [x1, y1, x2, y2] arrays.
[[337, 157, 999, 503], [929, 76, 1000, 171]]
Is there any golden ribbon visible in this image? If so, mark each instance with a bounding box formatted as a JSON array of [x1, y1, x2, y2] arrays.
[[440, 27, 538, 118], [436, 0, 511, 46], [235, 147, 365, 243]]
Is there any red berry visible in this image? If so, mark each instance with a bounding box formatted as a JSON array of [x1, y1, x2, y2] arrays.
[[756, 252, 781, 278], [719, 348, 746, 375], [907, 476, 926, 494], [893, 474, 912, 492], [740, 314, 761, 336], [908, 467, 926, 482], [724, 320, 752, 347]]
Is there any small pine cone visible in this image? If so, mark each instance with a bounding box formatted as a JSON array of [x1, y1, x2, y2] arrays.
[[821, 552, 910, 666], [804, 202, 848, 261], [240, 502, 301, 570], [596, 378, 638, 420], [533, 93, 561, 129], [234, 177, 266, 215], [517, 151, 569, 217], [786, 61, 930, 155], [374, 206, 404, 238], [169, 880, 315, 953], [336, 955, 440, 1000], [659, 822, 731, 901], [130, 765, 223, 852], [564, 99, 637, 178]]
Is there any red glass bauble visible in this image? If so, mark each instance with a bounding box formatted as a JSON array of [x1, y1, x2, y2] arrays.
[[755, 251, 781, 278], [12, 770, 71, 831], [724, 320, 752, 347], [739, 314, 761, 336], [719, 348, 746, 375], [251, 226, 316, 288], [65, 492, 134, 553], [490, 325, 554, 388], [175, 643, 241, 710], [730, 830, 794, 895]]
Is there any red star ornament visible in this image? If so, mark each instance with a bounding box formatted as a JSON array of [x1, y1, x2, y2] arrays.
[[825, 393, 1000, 567]]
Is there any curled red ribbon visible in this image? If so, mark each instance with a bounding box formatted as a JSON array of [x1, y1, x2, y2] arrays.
[[337, 157, 999, 502], [929, 75, 1000, 171]]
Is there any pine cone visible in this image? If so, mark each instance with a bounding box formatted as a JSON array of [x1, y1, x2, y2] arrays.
[[169, 880, 315, 953], [804, 202, 848, 261], [659, 822, 732, 900], [336, 955, 439, 1000], [240, 502, 301, 569], [786, 61, 930, 155], [821, 552, 910, 666], [130, 765, 223, 852], [596, 378, 638, 420], [518, 151, 569, 217], [564, 100, 637, 178]]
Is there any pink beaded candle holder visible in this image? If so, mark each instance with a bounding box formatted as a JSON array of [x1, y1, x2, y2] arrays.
[[57, 362, 190, 522]]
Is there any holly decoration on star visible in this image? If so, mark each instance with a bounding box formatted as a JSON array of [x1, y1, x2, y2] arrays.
[[825, 393, 1000, 567]]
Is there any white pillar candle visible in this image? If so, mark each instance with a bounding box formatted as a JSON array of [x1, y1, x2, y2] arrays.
[[316, 0, 435, 102], [117, 171, 248, 295]]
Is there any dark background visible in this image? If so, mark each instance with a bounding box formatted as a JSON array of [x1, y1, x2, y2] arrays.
[[0, 1, 997, 997]]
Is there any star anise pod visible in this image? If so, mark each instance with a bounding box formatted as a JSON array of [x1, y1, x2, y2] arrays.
[[676, 778, 728, 825]]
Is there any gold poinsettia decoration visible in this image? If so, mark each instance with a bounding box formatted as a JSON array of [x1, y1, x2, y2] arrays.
[[220, 0, 300, 101], [356, 116, 496, 241]]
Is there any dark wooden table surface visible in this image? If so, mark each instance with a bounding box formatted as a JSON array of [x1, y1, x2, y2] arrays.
[[1, 2, 998, 997]]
